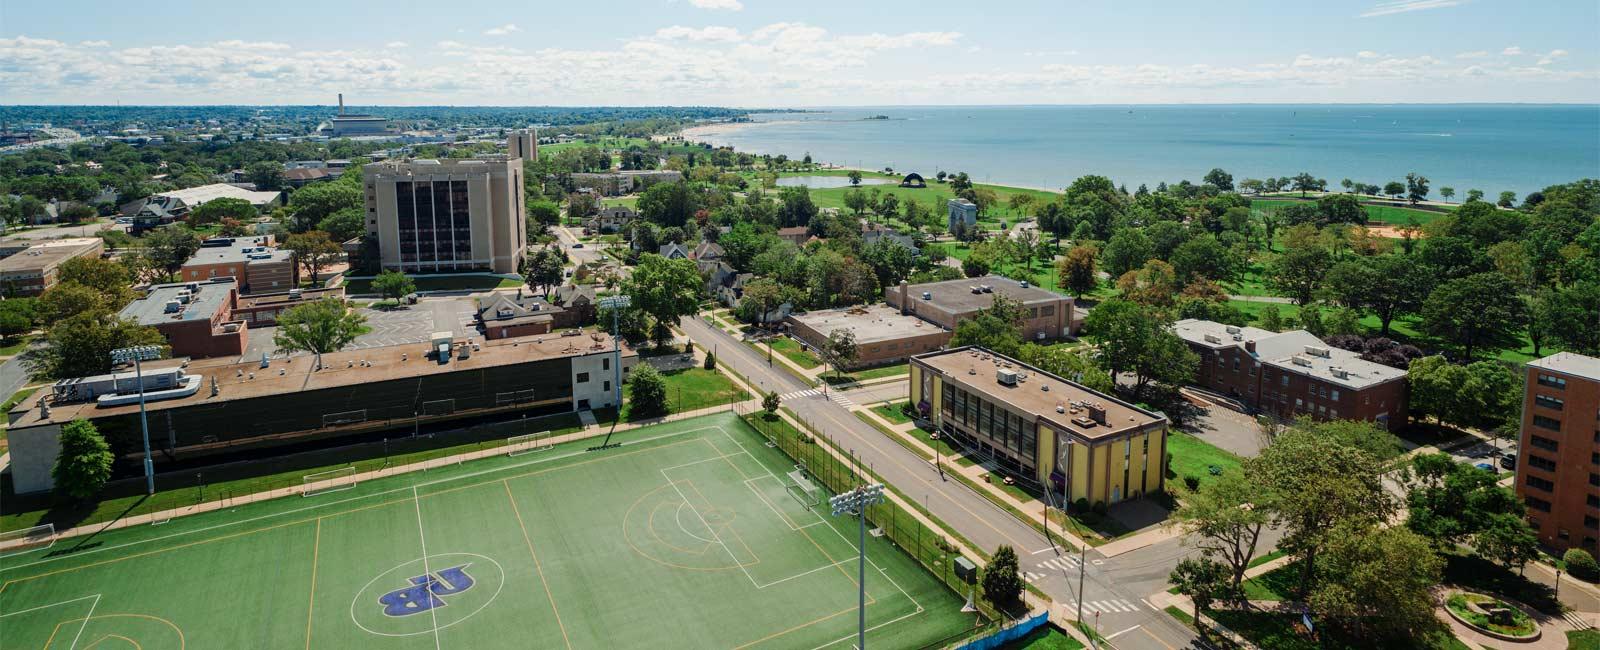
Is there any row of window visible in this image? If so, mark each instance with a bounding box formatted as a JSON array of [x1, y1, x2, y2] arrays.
[[940, 383, 1038, 463]]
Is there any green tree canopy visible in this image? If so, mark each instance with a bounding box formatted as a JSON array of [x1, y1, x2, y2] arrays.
[[53, 419, 114, 501], [272, 298, 369, 367]]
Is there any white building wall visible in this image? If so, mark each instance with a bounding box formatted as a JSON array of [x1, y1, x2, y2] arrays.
[[8, 422, 62, 494], [570, 352, 623, 410]]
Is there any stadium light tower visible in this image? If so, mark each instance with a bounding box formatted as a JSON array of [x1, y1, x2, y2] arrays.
[[830, 482, 885, 650], [591, 294, 631, 451], [111, 345, 163, 495]]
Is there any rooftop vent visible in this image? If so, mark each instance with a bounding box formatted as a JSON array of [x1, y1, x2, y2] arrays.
[[969, 286, 980, 294], [1291, 355, 1313, 367], [1087, 403, 1107, 424], [1071, 416, 1097, 428], [981, 285, 993, 293], [1203, 333, 1223, 344], [1305, 345, 1331, 358], [922, 291, 932, 300], [1330, 367, 1349, 379], [1056, 404, 1065, 413], [1225, 325, 1241, 335], [1019, 281, 1029, 288], [163, 299, 182, 313], [997, 368, 1019, 385]]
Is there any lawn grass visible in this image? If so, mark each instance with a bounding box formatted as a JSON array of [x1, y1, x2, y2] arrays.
[[0, 385, 41, 416], [1165, 430, 1246, 492], [821, 363, 909, 385], [1250, 198, 1447, 227], [781, 173, 1060, 222], [871, 400, 913, 425], [1569, 629, 1600, 650], [766, 336, 822, 369], [342, 274, 522, 295], [0, 334, 34, 357], [1240, 559, 1303, 601], [997, 625, 1084, 650], [623, 367, 748, 421]]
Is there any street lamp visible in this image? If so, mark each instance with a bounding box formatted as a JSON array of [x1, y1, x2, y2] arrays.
[[830, 483, 885, 650], [591, 294, 631, 451], [111, 345, 163, 495]]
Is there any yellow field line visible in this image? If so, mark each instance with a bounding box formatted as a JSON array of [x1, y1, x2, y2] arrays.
[[503, 480, 572, 650], [304, 517, 322, 650]]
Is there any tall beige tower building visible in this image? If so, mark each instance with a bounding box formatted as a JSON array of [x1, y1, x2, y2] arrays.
[[363, 152, 527, 274], [507, 128, 538, 161]]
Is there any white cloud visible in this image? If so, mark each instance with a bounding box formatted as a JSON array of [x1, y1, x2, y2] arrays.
[[213, 40, 292, 51], [1357, 50, 1380, 59], [654, 25, 743, 42], [385, 41, 410, 48], [1358, 0, 1462, 18], [80, 40, 110, 47], [1454, 50, 1488, 59], [484, 23, 521, 36], [1024, 49, 1079, 57], [1502, 46, 1522, 55], [689, 0, 743, 10], [1537, 49, 1568, 65], [966, 45, 982, 53]]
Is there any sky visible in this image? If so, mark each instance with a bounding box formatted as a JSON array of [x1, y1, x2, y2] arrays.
[[2, 0, 1597, 106]]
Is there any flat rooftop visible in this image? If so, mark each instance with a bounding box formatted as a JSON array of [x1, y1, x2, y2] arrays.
[[155, 183, 280, 207], [1174, 319, 1407, 390], [183, 236, 292, 267], [914, 347, 1164, 441], [0, 238, 101, 272], [1529, 351, 1600, 382], [11, 330, 635, 429], [1172, 319, 1277, 349], [903, 275, 1067, 312], [789, 304, 945, 344], [119, 279, 236, 326]]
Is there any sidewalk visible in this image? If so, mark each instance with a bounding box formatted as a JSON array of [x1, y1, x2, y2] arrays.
[[6, 400, 757, 551]]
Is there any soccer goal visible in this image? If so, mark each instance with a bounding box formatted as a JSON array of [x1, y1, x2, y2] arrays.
[[0, 523, 55, 557], [785, 470, 823, 509], [506, 431, 555, 456], [322, 409, 367, 427], [303, 466, 358, 497]]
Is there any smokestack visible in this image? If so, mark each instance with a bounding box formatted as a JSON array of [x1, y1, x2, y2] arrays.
[[338, 93, 345, 116]]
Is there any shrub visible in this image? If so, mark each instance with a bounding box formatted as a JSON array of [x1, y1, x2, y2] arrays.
[[627, 364, 669, 418], [703, 351, 716, 370], [981, 545, 1024, 608], [52, 419, 113, 501], [1183, 475, 1201, 491], [762, 390, 780, 414], [1092, 500, 1108, 516], [1073, 498, 1091, 513], [1566, 548, 1599, 582]]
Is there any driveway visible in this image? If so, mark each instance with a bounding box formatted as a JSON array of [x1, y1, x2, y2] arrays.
[[1182, 403, 1270, 458]]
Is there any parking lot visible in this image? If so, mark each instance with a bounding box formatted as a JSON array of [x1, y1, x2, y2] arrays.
[[237, 297, 478, 361]]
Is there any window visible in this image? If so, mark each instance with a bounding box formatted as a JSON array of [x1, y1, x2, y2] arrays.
[[1330, 389, 1340, 402], [1532, 415, 1562, 432], [1042, 306, 1055, 317], [576, 372, 590, 383], [603, 358, 610, 371], [1593, 473, 1600, 487], [1281, 375, 1289, 387], [1525, 496, 1552, 512], [1528, 455, 1557, 472], [1329, 409, 1338, 418], [1589, 494, 1600, 509], [1524, 475, 1554, 492], [1535, 395, 1564, 411], [1536, 373, 1567, 389], [1530, 436, 1559, 452], [603, 381, 610, 392]]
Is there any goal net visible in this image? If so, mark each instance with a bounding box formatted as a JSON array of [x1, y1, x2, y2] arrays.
[[506, 431, 555, 456], [303, 466, 358, 497], [0, 523, 55, 557], [786, 469, 823, 509], [322, 409, 367, 427]]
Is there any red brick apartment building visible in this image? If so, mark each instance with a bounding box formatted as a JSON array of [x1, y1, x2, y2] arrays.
[[885, 275, 1075, 342], [1516, 352, 1600, 554], [1173, 319, 1409, 431], [116, 279, 247, 359]]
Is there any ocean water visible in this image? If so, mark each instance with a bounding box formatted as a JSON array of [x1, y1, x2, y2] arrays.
[[697, 105, 1600, 197]]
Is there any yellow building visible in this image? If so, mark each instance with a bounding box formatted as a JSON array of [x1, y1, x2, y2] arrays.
[[909, 347, 1169, 506]]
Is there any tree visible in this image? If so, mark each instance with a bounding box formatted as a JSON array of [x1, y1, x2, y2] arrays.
[[951, 295, 1025, 358], [372, 270, 415, 302], [526, 200, 560, 229], [1267, 244, 1331, 306], [1402, 452, 1530, 552], [1420, 272, 1526, 360], [1175, 467, 1274, 588], [776, 186, 818, 228], [862, 238, 915, 292], [142, 226, 202, 278], [1169, 557, 1239, 628], [981, 545, 1024, 608], [28, 315, 166, 380], [1381, 181, 1405, 199], [1439, 186, 1455, 203], [1169, 234, 1234, 283], [287, 179, 360, 231], [1496, 191, 1517, 208], [52, 419, 113, 501], [961, 256, 990, 278], [187, 197, 256, 227], [820, 328, 858, 379], [1258, 305, 1284, 332], [1545, 281, 1600, 355], [57, 256, 133, 304], [1466, 189, 1484, 202], [1203, 168, 1234, 192], [1565, 549, 1600, 582], [847, 170, 862, 185], [1404, 172, 1430, 204], [1084, 298, 1196, 391], [1015, 343, 1114, 393], [735, 278, 789, 325], [1310, 524, 1444, 641], [1251, 423, 1396, 597], [762, 390, 780, 414], [1058, 245, 1099, 297], [317, 207, 364, 243], [283, 231, 343, 285], [637, 181, 697, 228], [0, 299, 37, 341], [1291, 172, 1320, 197], [625, 254, 704, 337], [627, 363, 669, 418], [521, 247, 566, 296], [246, 161, 284, 190], [1102, 228, 1153, 278], [273, 298, 369, 369], [843, 188, 871, 216]]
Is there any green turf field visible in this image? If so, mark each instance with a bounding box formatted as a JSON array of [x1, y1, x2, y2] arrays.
[[0, 413, 973, 649]]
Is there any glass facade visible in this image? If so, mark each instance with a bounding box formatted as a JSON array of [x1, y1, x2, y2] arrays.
[[940, 381, 1038, 476], [393, 179, 472, 269]]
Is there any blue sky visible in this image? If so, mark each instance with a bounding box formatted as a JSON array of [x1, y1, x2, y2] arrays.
[[2, 0, 1596, 105]]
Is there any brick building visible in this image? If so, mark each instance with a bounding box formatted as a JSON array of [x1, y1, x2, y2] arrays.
[[1172, 319, 1409, 430], [118, 279, 247, 359], [232, 286, 346, 327], [885, 275, 1074, 342], [180, 236, 298, 295], [1515, 352, 1600, 554], [786, 304, 952, 369], [0, 238, 105, 296]]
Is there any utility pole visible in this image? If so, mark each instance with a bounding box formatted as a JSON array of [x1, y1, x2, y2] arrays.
[[830, 483, 885, 650], [591, 294, 632, 451]]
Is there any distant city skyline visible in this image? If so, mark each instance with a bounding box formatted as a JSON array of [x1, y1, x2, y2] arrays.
[[2, 0, 1597, 106]]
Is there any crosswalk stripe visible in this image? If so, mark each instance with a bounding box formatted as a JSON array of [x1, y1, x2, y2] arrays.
[[1037, 557, 1079, 572]]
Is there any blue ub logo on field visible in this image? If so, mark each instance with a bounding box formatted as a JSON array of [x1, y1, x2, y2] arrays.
[[378, 564, 476, 617]]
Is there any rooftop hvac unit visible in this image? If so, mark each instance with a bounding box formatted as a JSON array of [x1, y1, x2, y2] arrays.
[[1072, 416, 1097, 428], [163, 299, 182, 313], [1086, 403, 1107, 424], [1225, 325, 1241, 335], [981, 285, 993, 293], [1203, 333, 1223, 344], [969, 286, 980, 294], [222, 322, 240, 333], [1305, 345, 1331, 357], [1292, 355, 1313, 367], [288, 288, 302, 299], [922, 291, 932, 300], [1330, 367, 1349, 379], [1019, 281, 1030, 288]]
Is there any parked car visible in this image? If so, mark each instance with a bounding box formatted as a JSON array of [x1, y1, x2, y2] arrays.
[[1500, 454, 1517, 470], [1474, 462, 1496, 473], [572, 243, 585, 249]]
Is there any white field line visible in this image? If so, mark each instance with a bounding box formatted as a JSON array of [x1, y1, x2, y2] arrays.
[[66, 593, 100, 650], [413, 487, 441, 650]]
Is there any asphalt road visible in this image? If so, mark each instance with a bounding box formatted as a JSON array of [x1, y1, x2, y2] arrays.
[[680, 315, 1204, 650]]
